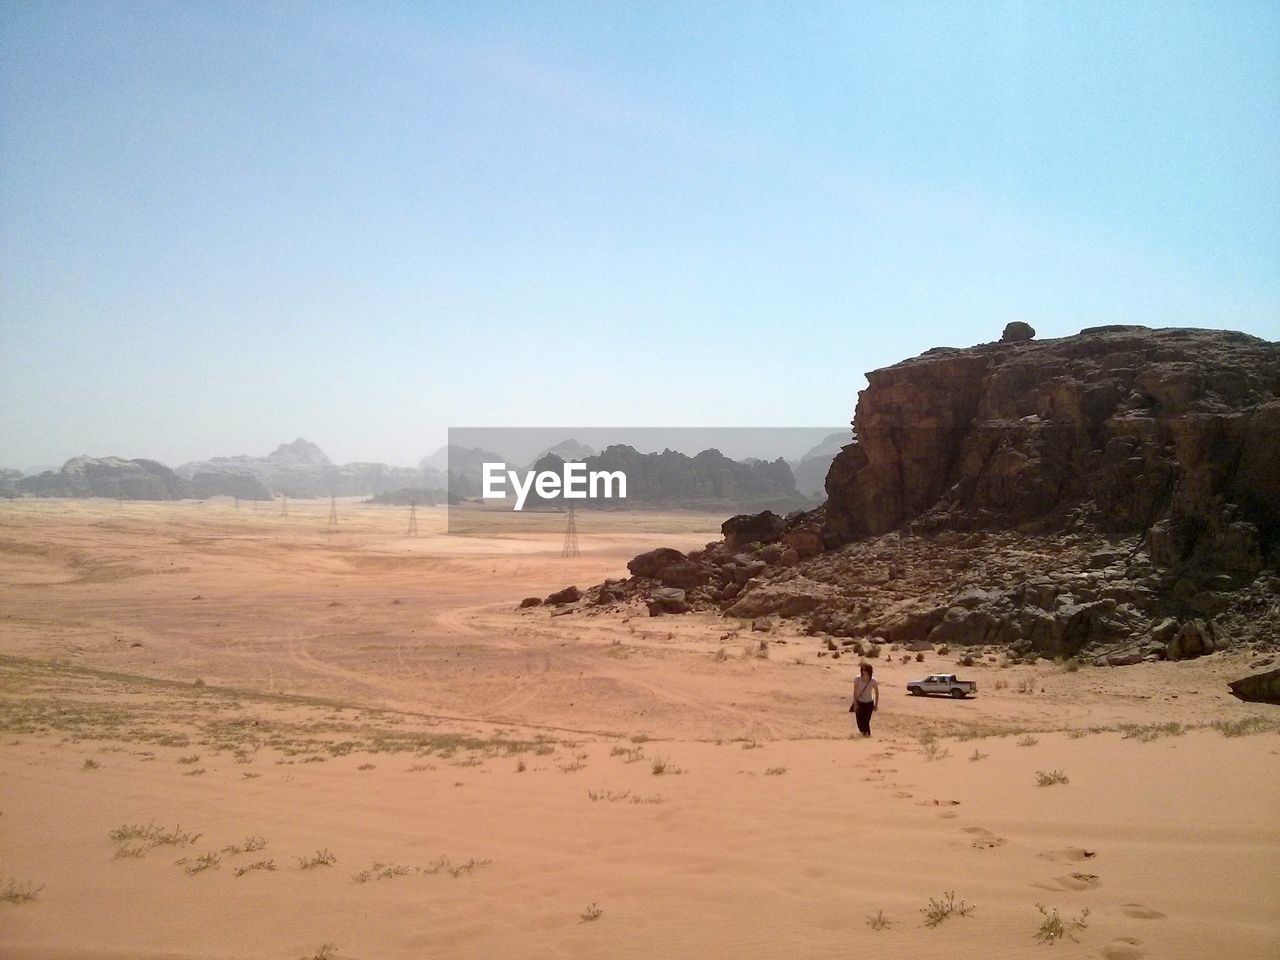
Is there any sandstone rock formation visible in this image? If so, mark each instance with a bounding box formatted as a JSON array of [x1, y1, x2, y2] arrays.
[[790, 431, 851, 498], [187, 472, 273, 500], [1000, 320, 1036, 342], [574, 326, 1279, 661], [522, 445, 806, 513], [16, 457, 190, 500], [181, 439, 427, 498], [824, 326, 1279, 577], [0, 468, 22, 497], [364, 487, 445, 506]]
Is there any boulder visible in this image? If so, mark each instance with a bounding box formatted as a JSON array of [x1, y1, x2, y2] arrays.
[[545, 585, 582, 606], [660, 561, 711, 589], [627, 547, 688, 579], [518, 597, 542, 608], [646, 587, 688, 616], [999, 321, 1036, 343], [1228, 667, 1280, 704], [1167, 619, 1219, 660], [722, 511, 787, 550]]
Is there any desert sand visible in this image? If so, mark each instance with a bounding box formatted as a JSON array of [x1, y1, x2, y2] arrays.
[[0, 498, 1276, 959]]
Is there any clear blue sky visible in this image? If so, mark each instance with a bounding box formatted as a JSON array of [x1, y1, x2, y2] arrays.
[[2, 1, 1277, 470]]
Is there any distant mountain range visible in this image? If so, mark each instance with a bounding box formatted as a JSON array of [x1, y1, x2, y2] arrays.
[[789, 430, 853, 498], [1, 436, 832, 509], [522, 444, 811, 512]]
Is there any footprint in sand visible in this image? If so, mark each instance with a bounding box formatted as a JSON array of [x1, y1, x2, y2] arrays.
[[1037, 847, 1097, 863], [1032, 872, 1101, 891], [964, 827, 1008, 850], [1121, 903, 1165, 920], [937, 811, 960, 819], [1102, 937, 1145, 959]]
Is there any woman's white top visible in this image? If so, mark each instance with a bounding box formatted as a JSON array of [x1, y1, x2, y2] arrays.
[[854, 677, 879, 703]]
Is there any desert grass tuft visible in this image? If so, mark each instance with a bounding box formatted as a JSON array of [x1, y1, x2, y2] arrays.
[[180, 851, 222, 875], [587, 789, 663, 804], [763, 766, 787, 776], [82, 757, 100, 770], [1211, 716, 1276, 737], [866, 909, 892, 930], [109, 821, 201, 858], [1033, 903, 1089, 944], [298, 848, 337, 870], [579, 902, 603, 923], [968, 748, 989, 762], [0, 878, 42, 905], [352, 862, 413, 883], [1035, 769, 1069, 786], [921, 890, 975, 927], [222, 836, 268, 855], [650, 753, 684, 775], [233, 859, 276, 876], [1017, 734, 1039, 747], [919, 732, 950, 761], [1119, 722, 1184, 742]]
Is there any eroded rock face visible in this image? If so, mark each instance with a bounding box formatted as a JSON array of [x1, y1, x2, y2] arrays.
[[573, 326, 1278, 661], [824, 327, 1280, 576]]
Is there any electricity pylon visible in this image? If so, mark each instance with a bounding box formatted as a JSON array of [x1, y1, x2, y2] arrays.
[[328, 495, 338, 527], [561, 502, 579, 558], [407, 502, 419, 536], [280, 496, 289, 517]]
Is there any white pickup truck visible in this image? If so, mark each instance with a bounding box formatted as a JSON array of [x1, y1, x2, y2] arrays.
[[906, 674, 978, 699]]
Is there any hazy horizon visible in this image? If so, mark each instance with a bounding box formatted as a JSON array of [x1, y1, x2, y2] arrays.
[[3, 3, 1278, 470]]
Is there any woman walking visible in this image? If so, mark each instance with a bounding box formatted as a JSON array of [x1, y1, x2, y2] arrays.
[[851, 663, 879, 737]]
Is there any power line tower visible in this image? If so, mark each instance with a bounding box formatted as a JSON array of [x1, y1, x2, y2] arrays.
[[280, 496, 288, 517], [328, 495, 338, 528], [406, 502, 419, 536], [561, 502, 580, 558]]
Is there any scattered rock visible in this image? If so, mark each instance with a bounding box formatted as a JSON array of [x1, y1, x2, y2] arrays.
[[1227, 667, 1280, 704], [627, 547, 688, 579], [545, 586, 582, 606], [722, 511, 786, 550], [646, 587, 688, 616]]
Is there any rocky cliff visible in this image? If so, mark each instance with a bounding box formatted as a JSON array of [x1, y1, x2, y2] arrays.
[[824, 325, 1279, 572], [575, 325, 1280, 662]]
